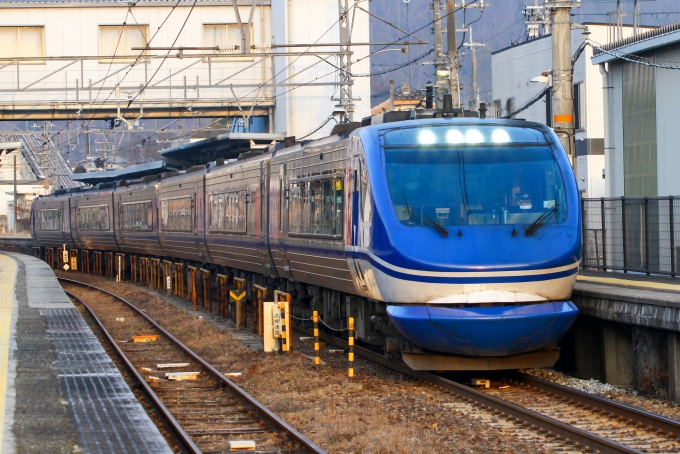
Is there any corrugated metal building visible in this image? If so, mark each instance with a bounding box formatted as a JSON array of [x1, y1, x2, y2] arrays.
[[592, 22, 680, 198]]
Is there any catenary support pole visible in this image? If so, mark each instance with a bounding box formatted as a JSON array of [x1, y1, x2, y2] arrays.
[[551, 0, 578, 168]]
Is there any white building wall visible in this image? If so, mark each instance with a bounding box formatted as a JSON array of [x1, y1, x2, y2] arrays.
[[0, 0, 370, 139], [654, 44, 680, 197], [607, 61, 625, 198], [272, 0, 370, 139], [0, 3, 273, 105]]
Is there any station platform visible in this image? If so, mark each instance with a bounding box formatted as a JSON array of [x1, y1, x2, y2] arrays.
[[568, 269, 680, 401], [574, 269, 680, 331], [0, 252, 172, 454]]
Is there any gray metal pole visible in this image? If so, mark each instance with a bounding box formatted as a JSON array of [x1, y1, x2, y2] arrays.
[[551, 0, 576, 166], [446, 0, 460, 107], [433, 0, 445, 107], [13, 154, 17, 234], [389, 80, 395, 112]]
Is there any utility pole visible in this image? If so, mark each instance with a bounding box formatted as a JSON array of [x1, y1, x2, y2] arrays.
[[336, 0, 360, 121], [445, 0, 458, 107], [431, 0, 445, 107], [550, 0, 579, 166], [463, 26, 484, 109], [429, 1, 486, 108]]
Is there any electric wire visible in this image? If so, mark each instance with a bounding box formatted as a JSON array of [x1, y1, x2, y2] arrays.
[[124, 0, 199, 111], [99, 0, 480, 156]]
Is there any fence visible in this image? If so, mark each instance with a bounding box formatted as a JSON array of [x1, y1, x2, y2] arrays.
[[581, 196, 680, 276]]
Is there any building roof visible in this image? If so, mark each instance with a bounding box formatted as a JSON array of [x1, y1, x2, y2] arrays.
[[69, 159, 182, 185], [592, 21, 680, 64], [492, 22, 654, 56], [160, 132, 284, 165]]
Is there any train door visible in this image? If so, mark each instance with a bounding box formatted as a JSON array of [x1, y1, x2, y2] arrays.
[[277, 163, 293, 278], [258, 161, 277, 275], [194, 178, 211, 262], [350, 137, 369, 294]]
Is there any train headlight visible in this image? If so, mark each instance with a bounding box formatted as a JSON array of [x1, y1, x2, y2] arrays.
[[446, 129, 464, 144], [465, 129, 484, 144], [492, 129, 511, 143], [418, 129, 437, 145]]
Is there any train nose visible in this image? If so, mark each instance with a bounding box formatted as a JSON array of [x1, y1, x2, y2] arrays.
[[387, 302, 579, 357]]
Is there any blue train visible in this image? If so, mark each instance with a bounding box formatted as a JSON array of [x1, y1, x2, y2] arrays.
[[31, 113, 580, 370]]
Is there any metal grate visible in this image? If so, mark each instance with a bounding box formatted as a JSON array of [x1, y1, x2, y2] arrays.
[[42, 308, 172, 454]]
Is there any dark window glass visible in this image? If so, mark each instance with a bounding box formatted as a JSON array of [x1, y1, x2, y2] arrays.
[[121, 201, 153, 231], [78, 205, 110, 230], [208, 191, 246, 232], [383, 126, 566, 227], [160, 197, 192, 232], [38, 209, 61, 231], [289, 176, 343, 237]]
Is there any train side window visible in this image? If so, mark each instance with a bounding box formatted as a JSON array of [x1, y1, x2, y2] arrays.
[[160, 197, 193, 232], [37, 209, 61, 231], [78, 205, 110, 230], [288, 175, 343, 238], [121, 201, 153, 231], [208, 191, 246, 233]]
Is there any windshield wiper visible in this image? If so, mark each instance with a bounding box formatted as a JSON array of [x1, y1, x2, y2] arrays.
[[525, 203, 560, 236], [404, 198, 449, 237]]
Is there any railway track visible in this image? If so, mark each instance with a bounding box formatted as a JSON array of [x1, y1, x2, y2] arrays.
[[59, 278, 324, 454], [300, 327, 680, 454]]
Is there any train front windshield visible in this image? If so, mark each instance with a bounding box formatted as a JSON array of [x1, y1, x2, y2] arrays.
[[383, 125, 567, 227]]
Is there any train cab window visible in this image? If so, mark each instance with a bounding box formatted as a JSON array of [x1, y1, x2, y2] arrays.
[[121, 201, 153, 231], [383, 125, 567, 227], [37, 209, 61, 231], [208, 191, 246, 233], [77, 205, 110, 230], [160, 197, 192, 232], [289, 175, 343, 237]]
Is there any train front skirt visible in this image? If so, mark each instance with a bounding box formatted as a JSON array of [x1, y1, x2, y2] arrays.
[[387, 302, 578, 370]]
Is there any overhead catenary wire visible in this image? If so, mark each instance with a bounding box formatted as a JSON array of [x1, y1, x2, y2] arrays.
[[124, 0, 199, 111], [73, 0, 189, 140], [104, 0, 480, 156]]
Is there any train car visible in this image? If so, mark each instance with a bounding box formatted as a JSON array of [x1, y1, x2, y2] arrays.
[[114, 178, 164, 257], [157, 167, 211, 262], [351, 118, 580, 369], [272, 135, 356, 295], [204, 155, 272, 276], [32, 190, 75, 249], [70, 186, 119, 252], [31, 114, 580, 371]]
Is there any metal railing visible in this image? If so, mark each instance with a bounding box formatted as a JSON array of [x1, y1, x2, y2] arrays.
[[581, 196, 680, 276]]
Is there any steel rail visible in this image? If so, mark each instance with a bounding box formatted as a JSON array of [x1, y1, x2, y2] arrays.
[[63, 289, 202, 454], [518, 373, 680, 437], [59, 277, 325, 454], [298, 327, 640, 454]]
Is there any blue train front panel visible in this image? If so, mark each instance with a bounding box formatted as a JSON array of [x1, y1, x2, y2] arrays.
[[350, 119, 580, 357]]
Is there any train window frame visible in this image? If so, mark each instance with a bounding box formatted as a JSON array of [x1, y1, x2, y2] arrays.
[[287, 172, 344, 239], [120, 200, 154, 231], [207, 189, 247, 234], [77, 204, 110, 231], [160, 196, 193, 233], [37, 208, 61, 231]]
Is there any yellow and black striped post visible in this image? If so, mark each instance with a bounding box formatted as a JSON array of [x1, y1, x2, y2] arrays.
[[348, 317, 355, 381], [313, 311, 320, 369]]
